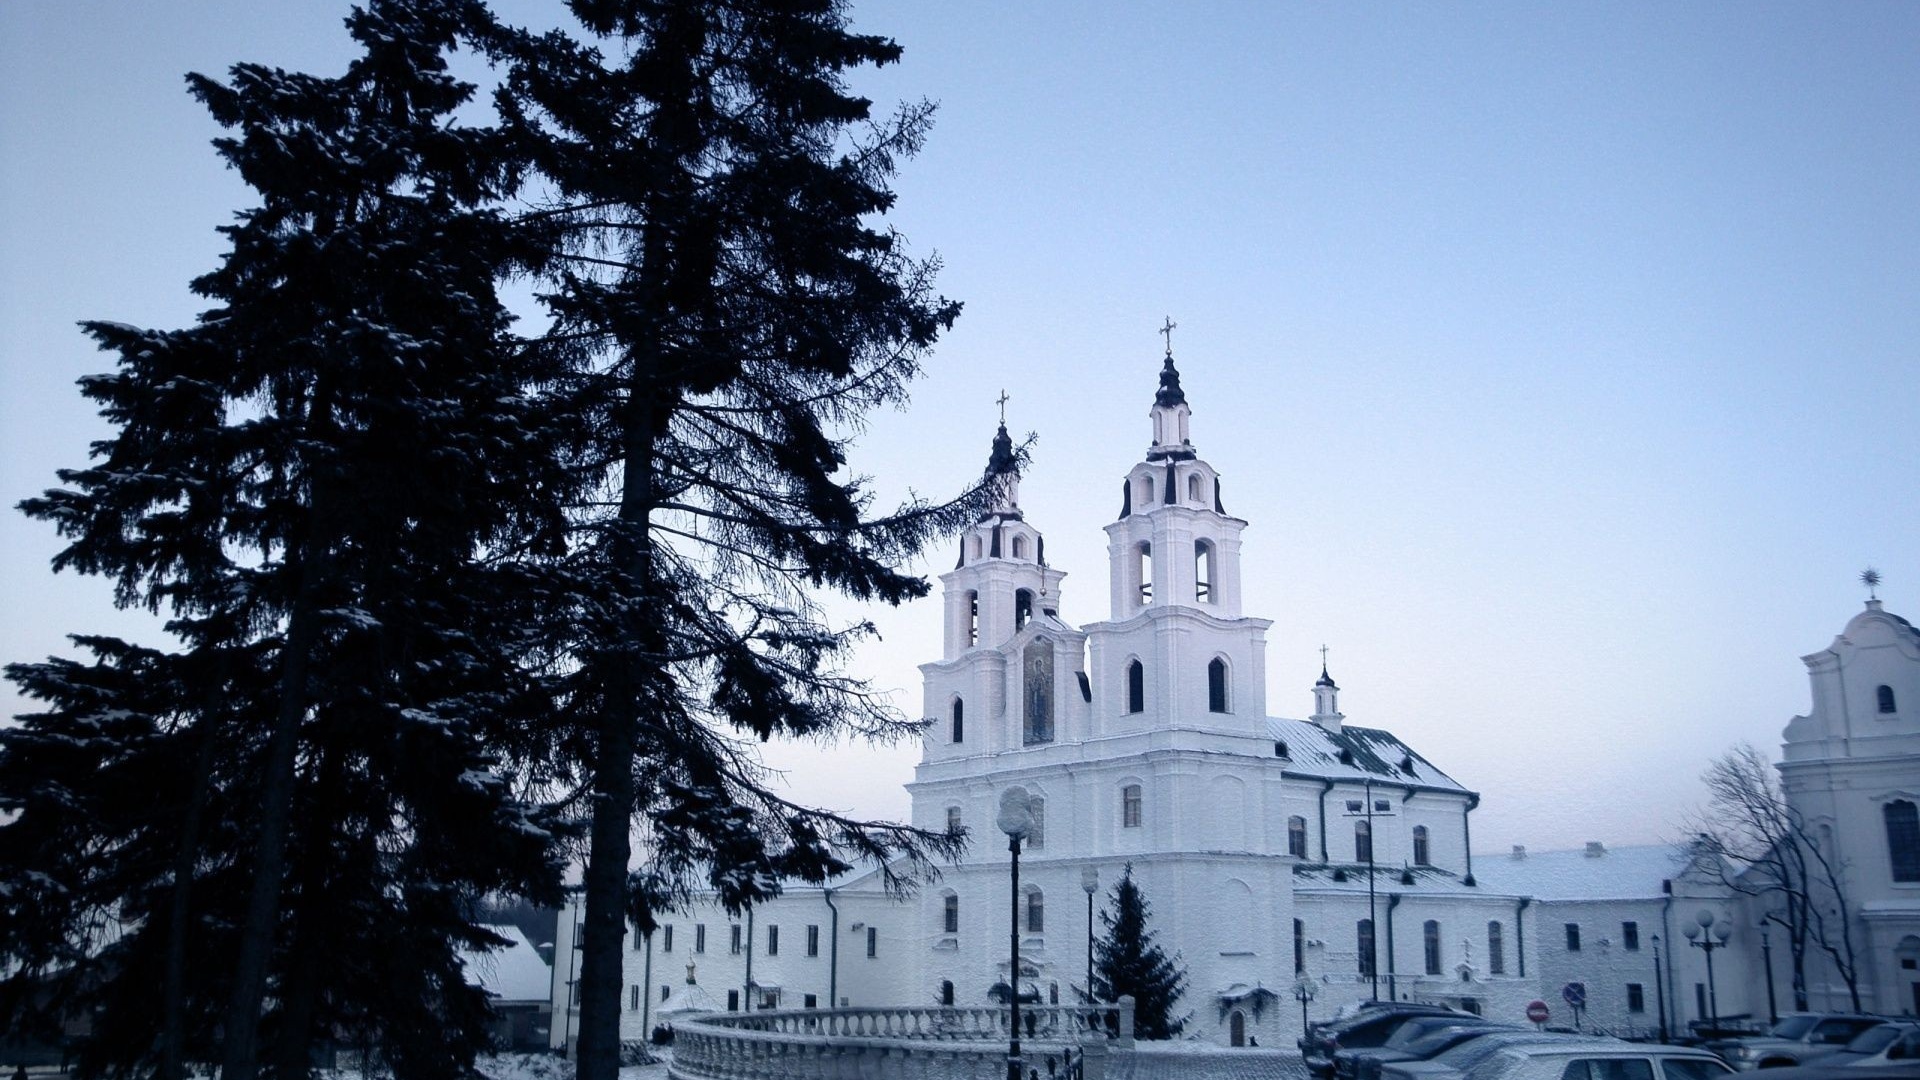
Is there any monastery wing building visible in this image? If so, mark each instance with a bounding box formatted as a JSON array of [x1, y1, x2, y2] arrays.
[[551, 353, 1920, 1052]]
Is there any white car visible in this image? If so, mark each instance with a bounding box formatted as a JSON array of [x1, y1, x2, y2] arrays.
[[1382, 1037, 1732, 1080]]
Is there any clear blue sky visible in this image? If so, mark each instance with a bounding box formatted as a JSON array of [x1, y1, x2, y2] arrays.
[[4, 1, 1916, 855]]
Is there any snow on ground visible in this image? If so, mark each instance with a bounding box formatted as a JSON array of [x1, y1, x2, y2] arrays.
[[322, 1051, 671, 1080]]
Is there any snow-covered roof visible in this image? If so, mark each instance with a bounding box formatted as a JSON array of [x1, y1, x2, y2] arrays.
[[1467, 844, 1688, 901], [460, 924, 552, 1003], [1268, 718, 1473, 794]]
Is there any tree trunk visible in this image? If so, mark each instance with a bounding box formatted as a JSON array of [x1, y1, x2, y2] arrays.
[[159, 661, 223, 1080], [576, 383, 660, 1080]]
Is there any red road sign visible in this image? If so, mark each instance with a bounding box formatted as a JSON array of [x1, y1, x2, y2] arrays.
[[1526, 1000, 1550, 1024]]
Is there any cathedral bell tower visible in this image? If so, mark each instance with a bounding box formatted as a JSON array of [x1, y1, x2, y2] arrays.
[[920, 419, 1086, 760], [1083, 339, 1271, 734]]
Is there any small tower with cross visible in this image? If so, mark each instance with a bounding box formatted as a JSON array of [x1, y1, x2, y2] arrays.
[[1311, 646, 1344, 733]]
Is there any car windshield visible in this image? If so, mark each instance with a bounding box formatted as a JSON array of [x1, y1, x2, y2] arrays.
[[1845, 1026, 1902, 1054], [1768, 1016, 1818, 1040]]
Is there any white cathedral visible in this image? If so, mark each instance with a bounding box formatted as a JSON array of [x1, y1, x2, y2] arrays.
[[546, 354, 1920, 1049]]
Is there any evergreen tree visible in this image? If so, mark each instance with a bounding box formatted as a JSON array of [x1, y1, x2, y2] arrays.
[[2, 3, 571, 1077], [1092, 863, 1189, 1040], [489, 3, 999, 1077]]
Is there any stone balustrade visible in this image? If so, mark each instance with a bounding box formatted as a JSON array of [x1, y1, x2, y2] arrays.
[[668, 999, 1133, 1080]]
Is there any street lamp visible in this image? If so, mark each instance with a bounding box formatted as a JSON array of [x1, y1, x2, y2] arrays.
[[1650, 933, 1669, 1043], [998, 787, 1035, 1080], [1682, 910, 1731, 1033], [1758, 921, 1778, 1026], [1081, 866, 1100, 1011], [1292, 973, 1316, 1038]]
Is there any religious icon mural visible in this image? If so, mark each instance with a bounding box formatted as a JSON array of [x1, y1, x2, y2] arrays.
[[1023, 637, 1054, 744]]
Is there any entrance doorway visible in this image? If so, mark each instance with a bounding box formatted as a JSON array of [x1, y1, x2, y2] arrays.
[[1229, 1010, 1246, 1046]]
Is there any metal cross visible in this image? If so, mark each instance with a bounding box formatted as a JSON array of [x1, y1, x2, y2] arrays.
[[996, 389, 1010, 424], [1320, 644, 1329, 667], [1159, 316, 1178, 358]]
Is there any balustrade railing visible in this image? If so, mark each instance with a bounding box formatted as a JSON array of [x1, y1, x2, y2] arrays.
[[668, 999, 1132, 1080]]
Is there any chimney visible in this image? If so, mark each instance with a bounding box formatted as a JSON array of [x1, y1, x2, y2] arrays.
[[1585, 841, 1606, 858]]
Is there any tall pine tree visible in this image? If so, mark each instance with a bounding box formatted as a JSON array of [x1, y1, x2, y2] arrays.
[[2, 3, 571, 1077], [1092, 863, 1190, 1040], [489, 2, 999, 1077]]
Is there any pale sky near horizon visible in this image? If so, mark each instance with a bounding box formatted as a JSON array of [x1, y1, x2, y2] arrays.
[[3, 1, 1916, 861]]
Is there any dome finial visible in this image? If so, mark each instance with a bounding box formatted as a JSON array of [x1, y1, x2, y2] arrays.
[[1317, 643, 1336, 687], [1154, 316, 1187, 408], [1861, 566, 1882, 601]]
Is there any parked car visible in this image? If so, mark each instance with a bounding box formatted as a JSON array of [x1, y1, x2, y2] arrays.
[[1802, 1022, 1920, 1069], [1379, 1031, 1596, 1079], [1384, 1036, 1732, 1080], [1707, 1014, 1889, 1071], [1340, 1022, 1523, 1080], [1714, 1067, 1920, 1080], [1300, 1003, 1467, 1078]]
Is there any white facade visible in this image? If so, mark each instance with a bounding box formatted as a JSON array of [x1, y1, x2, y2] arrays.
[[554, 358, 1919, 1051], [1778, 597, 1920, 1017]]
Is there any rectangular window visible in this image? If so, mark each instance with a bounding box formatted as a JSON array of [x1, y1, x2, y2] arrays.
[[1294, 918, 1305, 974], [1565, 923, 1581, 952], [947, 806, 961, 833], [1357, 919, 1376, 977], [1346, 800, 1363, 813], [943, 894, 959, 934], [1028, 797, 1045, 848], [1627, 983, 1645, 1013], [804, 993, 818, 1008], [1374, 799, 1391, 813], [727, 989, 740, 1011], [867, 926, 878, 958], [1488, 922, 1505, 976], [767, 924, 778, 956], [1423, 920, 1442, 975], [695, 923, 706, 954], [730, 924, 742, 955], [1622, 921, 1639, 951], [662, 925, 673, 953], [1122, 785, 1142, 828], [630, 984, 640, 1011], [1027, 890, 1045, 933], [806, 924, 820, 957], [660, 985, 670, 1002]]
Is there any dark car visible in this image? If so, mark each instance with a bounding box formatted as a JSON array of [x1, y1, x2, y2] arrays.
[[1300, 1003, 1468, 1078], [1340, 1022, 1525, 1080]]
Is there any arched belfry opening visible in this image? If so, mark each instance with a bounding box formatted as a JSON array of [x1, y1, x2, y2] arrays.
[[1015, 588, 1034, 631], [1194, 539, 1214, 603]]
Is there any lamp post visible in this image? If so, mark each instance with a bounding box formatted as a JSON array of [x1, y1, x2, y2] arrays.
[[1758, 921, 1778, 1026], [1682, 909, 1731, 1033], [1650, 933, 1669, 1043], [1082, 866, 1100, 1009], [1292, 974, 1316, 1039], [998, 787, 1035, 1080]]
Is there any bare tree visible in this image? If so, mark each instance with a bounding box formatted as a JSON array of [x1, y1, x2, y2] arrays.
[[1681, 743, 1862, 1011]]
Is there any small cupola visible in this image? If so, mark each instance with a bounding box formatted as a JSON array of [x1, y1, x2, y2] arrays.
[[1311, 651, 1343, 733]]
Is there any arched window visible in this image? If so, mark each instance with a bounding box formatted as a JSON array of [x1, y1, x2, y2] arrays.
[[1287, 815, 1308, 859], [1126, 659, 1145, 713], [1412, 825, 1431, 867], [965, 591, 978, 647], [942, 893, 959, 934], [1888, 799, 1920, 883], [1026, 888, 1045, 933], [1357, 919, 1376, 977], [1194, 540, 1213, 602], [1275, 740, 1289, 758], [1488, 921, 1505, 975], [1049, 982, 1059, 1005], [1355, 819, 1373, 862], [946, 806, 961, 834], [1137, 542, 1153, 603], [1122, 784, 1142, 828], [1187, 473, 1202, 503], [1140, 476, 1154, 504], [1879, 685, 1898, 714], [940, 979, 955, 1005], [951, 698, 964, 743], [1424, 920, 1442, 975], [970, 537, 983, 561], [1015, 588, 1033, 631], [1208, 657, 1229, 713], [1012, 535, 1026, 560], [1027, 797, 1045, 849]]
